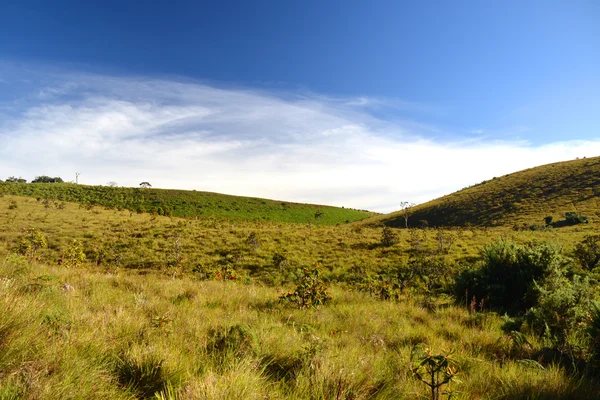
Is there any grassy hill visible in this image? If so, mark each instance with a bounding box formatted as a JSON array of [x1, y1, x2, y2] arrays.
[[368, 156, 600, 228], [2, 195, 600, 398], [2, 189, 600, 398], [0, 182, 373, 225]]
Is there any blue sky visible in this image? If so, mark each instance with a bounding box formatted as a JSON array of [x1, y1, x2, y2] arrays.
[[0, 1, 599, 211]]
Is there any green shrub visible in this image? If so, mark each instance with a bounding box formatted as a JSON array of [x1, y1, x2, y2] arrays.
[[381, 226, 399, 247], [454, 239, 564, 314], [525, 270, 594, 352], [587, 301, 600, 365], [246, 232, 260, 252], [280, 265, 332, 309], [565, 211, 588, 225], [359, 273, 403, 301], [272, 252, 288, 269], [409, 254, 452, 294], [14, 227, 47, 261], [410, 345, 459, 400], [32, 176, 64, 183], [60, 239, 86, 268], [573, 235, 600, 270]]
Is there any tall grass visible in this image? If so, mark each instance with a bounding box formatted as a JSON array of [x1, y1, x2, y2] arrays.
[[1, 195, 600, 398], [1, 257, 599, 399]]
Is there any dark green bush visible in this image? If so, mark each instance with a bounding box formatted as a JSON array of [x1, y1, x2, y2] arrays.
[[454, 239, 564, 314], [573, 235, 600, 270], [525, 271, 594, 352], [588, 301, 600, 366], [565, 211, 588, 225], [32, 176, 64, 183], [409, 254, 453, 294]]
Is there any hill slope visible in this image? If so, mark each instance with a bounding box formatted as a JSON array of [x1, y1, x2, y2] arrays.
[[369, 156, 600, 228], [0, 182, 373, 225]]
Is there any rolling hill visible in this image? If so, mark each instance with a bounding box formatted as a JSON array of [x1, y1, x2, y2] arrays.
[[0, 182, 374, 225], [368, 156, 600, 228]]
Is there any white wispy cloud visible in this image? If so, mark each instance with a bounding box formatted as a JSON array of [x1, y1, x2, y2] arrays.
[[0, 66, 599, 213]]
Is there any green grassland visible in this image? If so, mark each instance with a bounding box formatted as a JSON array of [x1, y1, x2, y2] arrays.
[[2, 194, 600, 399], [3, 260, 599, 400], [0, 182, 373, 225], [369, 156, 600, 228], [1, 195, 598, 283]]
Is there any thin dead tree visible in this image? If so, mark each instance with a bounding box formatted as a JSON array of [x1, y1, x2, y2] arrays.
[[400, 201, 415, 228]]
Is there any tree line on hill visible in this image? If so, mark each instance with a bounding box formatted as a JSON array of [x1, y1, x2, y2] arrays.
[[2, 175, 64, 183]]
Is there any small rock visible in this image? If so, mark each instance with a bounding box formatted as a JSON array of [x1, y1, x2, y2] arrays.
[[62, 283, 75, 292]]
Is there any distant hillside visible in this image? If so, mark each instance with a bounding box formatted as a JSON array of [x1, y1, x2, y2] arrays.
[[368, 156, 600, 228], [0, 182, 373, 225]]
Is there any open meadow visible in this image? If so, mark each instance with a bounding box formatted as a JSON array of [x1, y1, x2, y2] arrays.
[[2, 192, 600, 399]]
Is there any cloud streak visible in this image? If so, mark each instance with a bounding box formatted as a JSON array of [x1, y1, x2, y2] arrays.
[[1, 67, 599, 213]]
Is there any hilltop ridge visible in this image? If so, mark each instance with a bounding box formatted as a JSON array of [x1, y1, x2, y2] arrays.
[[367, 156, 600, 228]]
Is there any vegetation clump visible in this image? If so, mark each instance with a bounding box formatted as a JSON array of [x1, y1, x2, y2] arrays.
[[454, 239, 563, 314], [0, 181, 372, 224], [573, 234, 600, 270], [14, 227, 47, 261], [60, 239, 86, 268], [280, 265, 332, 308], [2, 187, 600, 398], [114, 352, 181, 399], [31, 176, 64, 183], [565, 211, 588, 225], [525, 271, 594, 354], [380, 226, 399, 247], [207, 324, 258, 361], [410, 345, 459, 400]]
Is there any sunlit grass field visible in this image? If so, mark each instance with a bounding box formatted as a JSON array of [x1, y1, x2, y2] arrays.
[[3, 257, 600, 399], [0, 182, 373, 225], [2, 195, 600, 399], [1, 195, 597, 282]]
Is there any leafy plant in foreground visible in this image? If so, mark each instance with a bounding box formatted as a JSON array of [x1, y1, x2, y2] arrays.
[[410, 345, 460, 400]]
